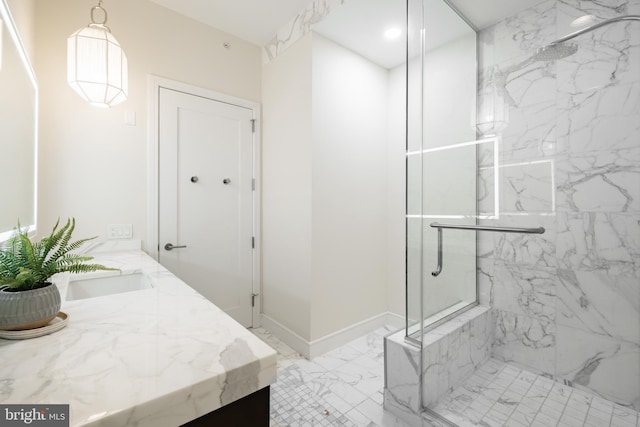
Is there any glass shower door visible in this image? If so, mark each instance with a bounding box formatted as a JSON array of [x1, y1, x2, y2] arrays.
[[406, 0, 478, 340]]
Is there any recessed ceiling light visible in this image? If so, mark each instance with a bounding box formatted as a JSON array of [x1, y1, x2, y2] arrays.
[[571, 14, 596, 27], [384, 28, 402, 40]]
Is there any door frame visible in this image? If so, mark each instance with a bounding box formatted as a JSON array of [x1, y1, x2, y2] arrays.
[[147, 75, 262, 327]]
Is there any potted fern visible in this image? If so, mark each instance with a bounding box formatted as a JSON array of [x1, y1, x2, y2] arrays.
[[0, 218, 116, 331]]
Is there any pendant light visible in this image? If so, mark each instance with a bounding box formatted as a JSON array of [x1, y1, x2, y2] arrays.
[[67, 0, 127, 108]]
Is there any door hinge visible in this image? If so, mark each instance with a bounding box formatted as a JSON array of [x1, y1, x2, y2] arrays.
[[251, 293, 259, 307], [252, 178, 255, 191], [251, 119, 256, 133], [252, 236, 255, 249]]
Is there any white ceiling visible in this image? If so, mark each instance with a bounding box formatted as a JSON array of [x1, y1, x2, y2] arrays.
[[148, 0, 545, 67], [312, 0, 407, 69], [314, 0, 474, 69], [147, 0, 311, 46]]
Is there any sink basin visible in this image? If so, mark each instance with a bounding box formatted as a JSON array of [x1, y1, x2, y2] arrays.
[[65, 273, 153, 301]]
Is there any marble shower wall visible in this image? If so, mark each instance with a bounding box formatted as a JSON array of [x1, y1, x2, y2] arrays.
[[477, 0, 640, 410]]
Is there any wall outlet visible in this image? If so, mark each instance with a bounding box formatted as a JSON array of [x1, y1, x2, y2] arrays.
[[107, 224, 133, 239]]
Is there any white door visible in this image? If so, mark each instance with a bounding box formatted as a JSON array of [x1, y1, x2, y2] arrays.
[[158, 87, 255, 327]]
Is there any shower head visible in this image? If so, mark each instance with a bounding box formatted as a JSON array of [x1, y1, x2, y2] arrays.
[[532, 14, 640, 62], [533, 42, 578, 61]]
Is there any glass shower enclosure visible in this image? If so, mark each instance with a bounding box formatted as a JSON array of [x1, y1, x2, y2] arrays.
[[402, 0, 640, 415]]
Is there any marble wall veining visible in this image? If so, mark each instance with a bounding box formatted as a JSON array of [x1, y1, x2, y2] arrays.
[[262, 0, 347, 63], [478, 0, 640, 410]]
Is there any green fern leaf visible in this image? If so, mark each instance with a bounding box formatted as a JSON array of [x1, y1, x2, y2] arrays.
[[0, 218, 118, 291]]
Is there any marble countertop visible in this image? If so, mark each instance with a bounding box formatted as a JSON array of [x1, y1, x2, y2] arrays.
[[0, 247, 277, 427]]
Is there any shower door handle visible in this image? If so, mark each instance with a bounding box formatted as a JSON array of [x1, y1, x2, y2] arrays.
[[429, 223, 545, 277], [432, 228, 443, 277]]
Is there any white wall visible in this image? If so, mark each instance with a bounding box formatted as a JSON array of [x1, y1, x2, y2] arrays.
[[33, 0, 262, 243], [261, 34, 313, 340], [387, 64, 407, 317], [6, 0, 35, 60], [7, 0, 36, 63], [262, 32, 403, 347], [310, 34, 390, 340]]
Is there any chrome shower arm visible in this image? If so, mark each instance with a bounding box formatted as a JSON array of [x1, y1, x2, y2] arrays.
[[552, 15, 640, 45]]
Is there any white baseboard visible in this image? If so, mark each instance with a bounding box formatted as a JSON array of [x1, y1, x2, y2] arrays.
[[260, 314, 311, 358], [308, 312, 404, 358], [261, 312, 404, 359]]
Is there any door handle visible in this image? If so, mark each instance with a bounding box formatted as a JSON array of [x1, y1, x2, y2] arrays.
[[164, 243, 187, 251]]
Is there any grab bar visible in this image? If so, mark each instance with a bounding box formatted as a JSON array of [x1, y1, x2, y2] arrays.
[[429, 222, 545, 277]]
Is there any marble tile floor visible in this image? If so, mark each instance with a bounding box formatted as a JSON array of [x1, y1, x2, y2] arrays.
[[250, 325, 413, 427], [252, 326, 640, 427], [430, 358, 640, 427]]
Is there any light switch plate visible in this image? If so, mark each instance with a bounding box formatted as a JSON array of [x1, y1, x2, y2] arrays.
[[124, 110, 136, 126], [107, 224, 133, 239]]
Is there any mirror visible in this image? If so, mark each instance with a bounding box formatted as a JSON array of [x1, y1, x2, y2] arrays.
[[0, 0, 38, 241]]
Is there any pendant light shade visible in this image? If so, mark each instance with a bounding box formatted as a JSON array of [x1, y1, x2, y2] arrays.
[[67, 1, 127, 108]]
